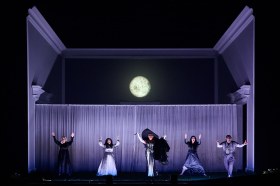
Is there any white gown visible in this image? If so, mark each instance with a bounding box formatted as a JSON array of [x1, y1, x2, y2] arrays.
[[97, 140, 120, 176]]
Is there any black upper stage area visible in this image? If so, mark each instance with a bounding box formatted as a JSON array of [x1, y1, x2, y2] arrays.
[[15, 0, 256, 48]]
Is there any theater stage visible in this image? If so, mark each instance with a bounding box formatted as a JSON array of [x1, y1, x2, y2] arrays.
[[8, 171, 279, 185]]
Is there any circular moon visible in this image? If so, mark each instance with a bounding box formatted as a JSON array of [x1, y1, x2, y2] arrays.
[[129, 76, 151, 97]]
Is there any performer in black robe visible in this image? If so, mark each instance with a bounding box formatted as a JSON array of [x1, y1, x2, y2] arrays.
[[154, 137, 170, 165], [136, 128, 170, 177], [52, 132, 74, 177]]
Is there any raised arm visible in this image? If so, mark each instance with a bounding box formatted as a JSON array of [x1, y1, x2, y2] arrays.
[[98, 137, 105, 148], [136, 133, 146, 144], [184, 133, 188, 144], [52, 132, 60, 145], [198, 134, 201, 145], [216, 140, 223, 148], [68, 133, 74, 145], [236, 140, 247, 147], [115, 140, 120, 147], [113, 136, 120, 147]]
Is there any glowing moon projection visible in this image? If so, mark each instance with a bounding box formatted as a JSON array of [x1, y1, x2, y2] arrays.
[[129, 76, 151, 97]]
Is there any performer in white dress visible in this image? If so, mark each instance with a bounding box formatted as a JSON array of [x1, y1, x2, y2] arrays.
[[97, 137, 120, 176]]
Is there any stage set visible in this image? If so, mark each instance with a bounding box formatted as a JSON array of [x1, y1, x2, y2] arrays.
[[25, 4, 256, 185], [12, 172, 265, 185]]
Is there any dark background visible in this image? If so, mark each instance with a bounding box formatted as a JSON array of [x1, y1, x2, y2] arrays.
[[64, 58, 217, 104], [4, 0, 279, 180]]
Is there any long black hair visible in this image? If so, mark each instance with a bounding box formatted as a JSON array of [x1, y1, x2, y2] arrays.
[[104, 138, 113, 148], [187, 135, 199, 148]]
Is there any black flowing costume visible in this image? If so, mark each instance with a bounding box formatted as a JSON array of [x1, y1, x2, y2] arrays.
[[53, 136, 74, 176], [140, 128, 170, 176]]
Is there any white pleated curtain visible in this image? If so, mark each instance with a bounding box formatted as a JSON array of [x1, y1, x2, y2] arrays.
[[34, 104, 243, 173]]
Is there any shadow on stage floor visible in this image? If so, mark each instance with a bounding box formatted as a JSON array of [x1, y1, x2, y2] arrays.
[[7, 171, 280, 185]]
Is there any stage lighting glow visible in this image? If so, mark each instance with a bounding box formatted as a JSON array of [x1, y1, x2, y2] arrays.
[[129, 76, 151, 97]]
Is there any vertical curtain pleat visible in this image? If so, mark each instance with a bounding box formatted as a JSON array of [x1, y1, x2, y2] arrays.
[[34, 104, 243, 173]]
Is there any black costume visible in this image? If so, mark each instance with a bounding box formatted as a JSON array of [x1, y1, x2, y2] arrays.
[[182, 138, 206, 175], [53, 136, 74, 176], [138, 128, 170, 177], [154, 137, 170, 164]]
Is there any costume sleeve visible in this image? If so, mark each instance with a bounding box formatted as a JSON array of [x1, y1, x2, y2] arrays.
[[137, 133, 146, 144], [53, 136, 61, 146], [217, 141, 223, 148], [198, 139, 201, 145], [68, 136, 74, 145], [98, 140, 105, 148], [235, 141, 246, 148], [114, 140, 120, 147]]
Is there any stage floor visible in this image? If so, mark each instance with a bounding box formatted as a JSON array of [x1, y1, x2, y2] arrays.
[[7, 171, 279, 185]]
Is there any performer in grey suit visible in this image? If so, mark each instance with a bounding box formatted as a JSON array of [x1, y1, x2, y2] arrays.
[[217, 135, 247, 177]]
